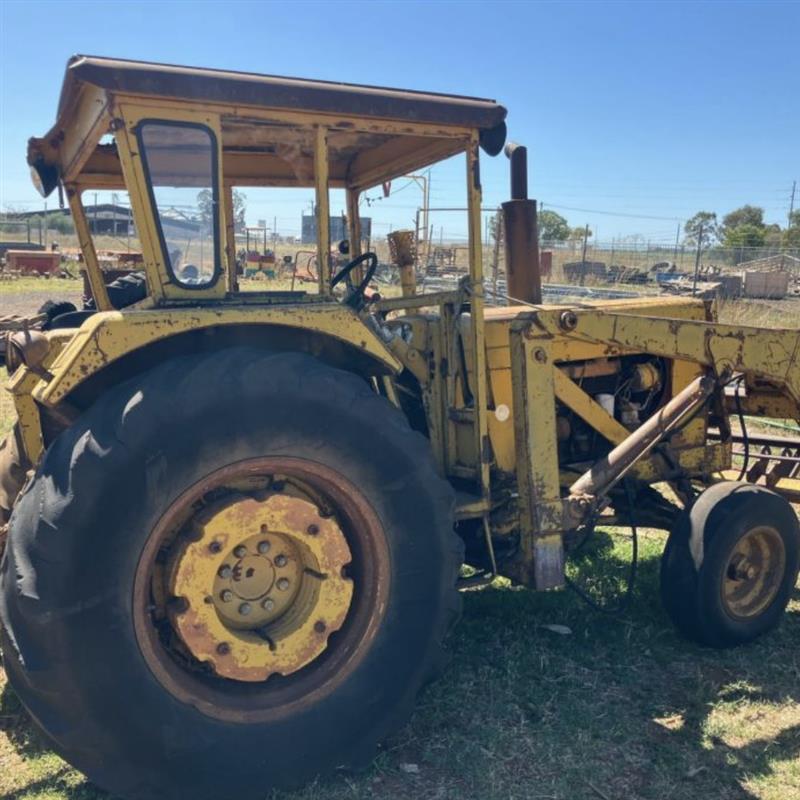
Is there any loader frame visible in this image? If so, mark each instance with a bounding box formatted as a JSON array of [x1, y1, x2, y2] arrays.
[[6, 56, 800, 595]]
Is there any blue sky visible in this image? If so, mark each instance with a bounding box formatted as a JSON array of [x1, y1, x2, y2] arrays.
[[1, 0, 797, 243]]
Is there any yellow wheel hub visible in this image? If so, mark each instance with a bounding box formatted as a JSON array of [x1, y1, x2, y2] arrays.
[[168, 492, 353, 682], [722, 525, 786, 619]]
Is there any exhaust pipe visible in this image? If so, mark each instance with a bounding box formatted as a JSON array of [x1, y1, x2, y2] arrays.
[[502, 143, 541, 304]]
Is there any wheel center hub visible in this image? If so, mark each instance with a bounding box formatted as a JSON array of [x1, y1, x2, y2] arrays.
[[231, 555, 275, 599], [167, 492, 353, 682], [212, 531, 304, 628]]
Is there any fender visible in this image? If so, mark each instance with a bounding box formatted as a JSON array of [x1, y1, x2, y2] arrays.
[[32, 303, 401, 406]]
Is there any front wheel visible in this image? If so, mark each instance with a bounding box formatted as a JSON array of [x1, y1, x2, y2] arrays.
[[0, 348, 461, 800], [660, 481, 799, 647]]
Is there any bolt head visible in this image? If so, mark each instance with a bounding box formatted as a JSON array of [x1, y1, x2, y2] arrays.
[[216, 642, 231, 655], [257, 540, 271, 554], [262, 597, 275, 611], [218, 564, 232, 579], [275, 554, 288, 568], [559, 310, 578, 331], [220, 589, 233, 603], [234, 545, 247, 558], [209, 541, 222, 553], [745, 565, 757, 580], [277, 577, 290, 591], [239, 602, 252, 616], [307, 524, 320, 536], [314, 620, 326, 634]]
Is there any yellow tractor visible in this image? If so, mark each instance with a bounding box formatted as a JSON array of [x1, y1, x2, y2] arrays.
[[1, 56, 799, 800]]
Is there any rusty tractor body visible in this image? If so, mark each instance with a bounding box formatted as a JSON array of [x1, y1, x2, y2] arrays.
[[1, 56, 799, 800]]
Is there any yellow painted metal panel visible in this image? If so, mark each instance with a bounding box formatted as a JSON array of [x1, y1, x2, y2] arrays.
[[314, 126, 331, 292], [34, 305, 401, 405]]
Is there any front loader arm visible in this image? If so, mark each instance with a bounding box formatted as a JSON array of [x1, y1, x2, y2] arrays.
[[509, 307, 800, 591], [547, 309, 800, 412]]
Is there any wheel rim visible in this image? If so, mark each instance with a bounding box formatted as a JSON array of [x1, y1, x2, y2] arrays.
[[133, 457, 389, 721], [168, 492, 353, 682], [721, 525, 786, 620]]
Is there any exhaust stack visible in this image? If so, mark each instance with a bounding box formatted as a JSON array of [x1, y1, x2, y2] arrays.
[[502, 143, 541, 304]]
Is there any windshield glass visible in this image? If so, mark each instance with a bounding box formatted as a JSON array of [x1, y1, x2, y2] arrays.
[[138, 121, 220, 288]]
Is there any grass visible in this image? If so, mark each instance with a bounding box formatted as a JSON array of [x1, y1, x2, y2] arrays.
[[1, 281, 799, 800], [1, 530, 798, 800], [0, 277, 82, 297]]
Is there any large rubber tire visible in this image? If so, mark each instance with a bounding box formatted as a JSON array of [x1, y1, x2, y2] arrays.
[[0, 348, 461, 800], [660, 481, 799, 647]]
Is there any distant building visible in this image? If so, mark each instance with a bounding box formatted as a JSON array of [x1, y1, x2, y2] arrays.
[[3, 205, 201, 239], [301, 215, 372, 245]]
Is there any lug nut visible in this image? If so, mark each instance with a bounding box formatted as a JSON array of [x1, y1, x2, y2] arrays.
[[314, 620, 326, 634], [218, 564, 232, 579], [220, 589, 233, 602], [262, 597, 275, 611], [216, 642, 231, 655], [307, 524, 319, 535], [277, 577, 290, 591], [257, 540, 271, 554], [275, 554, 288, 568], [239, 602, 252, 616], [234, 545, 247, 558], [209, 541, 222, 554]]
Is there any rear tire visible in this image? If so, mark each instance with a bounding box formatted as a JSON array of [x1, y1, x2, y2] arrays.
[[0, 348, 461, 800], [660, 481, 799, 647]]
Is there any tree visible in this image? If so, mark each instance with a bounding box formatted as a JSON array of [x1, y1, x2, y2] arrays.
[[784, 213, 800, 248], [488, 209, 503, 245], [764, 223, 783, 248], [45, 211, 75, 235], [537, 210, 570, 242], [721, 205, 764, 236], [197, 189, 247, 232], [784, 226, 800, 248], [568, 225, 592, 241], [232, 189, 247, 231], [684, 211, 719, 247], [724, 223, 766, 250]]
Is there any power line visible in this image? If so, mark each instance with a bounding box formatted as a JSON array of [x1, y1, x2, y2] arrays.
[[543, 203, 684, 222]]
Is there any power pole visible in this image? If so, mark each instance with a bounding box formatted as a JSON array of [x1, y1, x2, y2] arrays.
[[692, 223, 704, 297], [674, 222, 681, 264], [580, 224, 589, 286], [790, 180, 797, 224]]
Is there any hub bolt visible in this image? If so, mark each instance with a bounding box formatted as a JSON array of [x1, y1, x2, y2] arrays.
[[314, 620, 326, 634], [239, 602, 252, 616], [277, 577, 290, 591], [209, 541, 222, 554], [234, 545, 247, 558], [257, 540, 271, 554], [307, 524, 319, 535], [275, 554, 288, 568], [220, 589, 233, 602], [216, 642, 231, 655], [262, 597, 275, 611], [218, 564, 232, 579]]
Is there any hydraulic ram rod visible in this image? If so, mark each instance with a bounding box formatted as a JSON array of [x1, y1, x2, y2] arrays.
[[569, 373, 716, 500]]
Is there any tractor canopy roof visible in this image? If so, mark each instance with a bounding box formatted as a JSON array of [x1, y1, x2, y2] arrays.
[[28, 55, 508, 196]]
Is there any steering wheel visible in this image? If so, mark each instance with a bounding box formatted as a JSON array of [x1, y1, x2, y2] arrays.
[[330, 252, 378, 306]]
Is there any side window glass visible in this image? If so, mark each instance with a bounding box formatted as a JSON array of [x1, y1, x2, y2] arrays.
[[138, 122, 219, 287]]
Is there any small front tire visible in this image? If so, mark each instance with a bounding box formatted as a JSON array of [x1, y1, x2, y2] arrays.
[[660, 481, 799, 647]]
